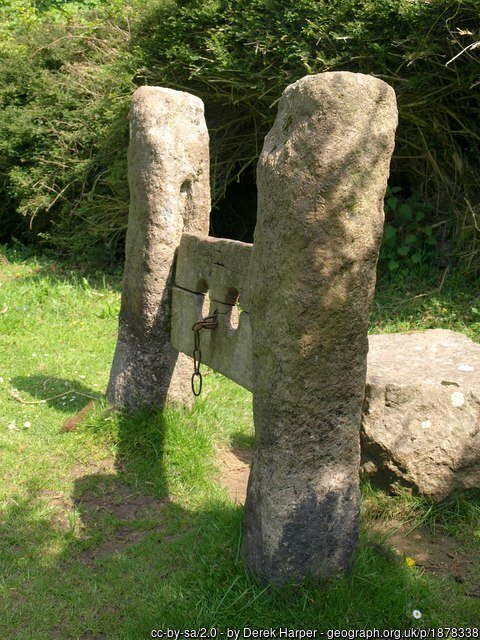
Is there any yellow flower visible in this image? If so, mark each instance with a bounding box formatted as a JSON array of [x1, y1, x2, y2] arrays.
[[405, 556, 416, 567]]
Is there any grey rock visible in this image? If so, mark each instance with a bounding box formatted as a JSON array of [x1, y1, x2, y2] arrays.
[[362, 329, 480, 501], [174, 233, 253, 311], [107, 87, 210, 409], [170, 233, 254, 391], [170, 286, 253, 391], [243, 72, 398, 584]]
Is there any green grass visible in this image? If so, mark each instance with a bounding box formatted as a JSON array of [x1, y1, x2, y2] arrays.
[[1, 249, 479, 638], [372, 268, 480, 342]]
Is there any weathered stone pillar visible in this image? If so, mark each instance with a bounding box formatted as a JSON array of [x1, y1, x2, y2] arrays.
[[107, 87, 210, 410], [243, 72, 397, 583]]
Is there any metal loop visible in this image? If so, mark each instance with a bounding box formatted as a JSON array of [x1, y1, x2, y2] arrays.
[[193, 348, 202, 373], [192, 310, 219, 333], [190, 309, 219, 397], [191, 371, 202, 396]]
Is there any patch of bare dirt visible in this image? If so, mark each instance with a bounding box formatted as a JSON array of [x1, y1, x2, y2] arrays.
[[216, 446, 252, 504], [79, 528, 152, 567], [53, 619, 112, 639], [7, 544, 23, 555], [72, 474, 166, 564], [371, 519, 479, 593], [38, 489, 77, 533], [38, 489, 73, 510], [70, 459, 117, 480], [39, 465, 167, 562], [76, 483, 165, 523]]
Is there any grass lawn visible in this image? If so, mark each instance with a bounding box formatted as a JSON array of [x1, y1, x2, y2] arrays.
[[0, 247, 479, 639]]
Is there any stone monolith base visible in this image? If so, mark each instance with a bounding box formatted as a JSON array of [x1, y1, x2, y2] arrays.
[[243, 72, 398, 584], [107, 87, 210, 410]]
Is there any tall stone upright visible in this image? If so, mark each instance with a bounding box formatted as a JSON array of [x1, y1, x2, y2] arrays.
[[243, 72, 398, 583], [107, 87, 210, 410]]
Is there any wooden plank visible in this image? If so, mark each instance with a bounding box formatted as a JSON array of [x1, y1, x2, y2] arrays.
[[174, 233, 253, 312], [171, 286, 253, 391]]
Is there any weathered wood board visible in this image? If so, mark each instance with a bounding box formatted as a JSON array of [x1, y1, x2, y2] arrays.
[[174, 233, 253, 311], [171, 233, 253, 390], [171, 288, 253, 391]]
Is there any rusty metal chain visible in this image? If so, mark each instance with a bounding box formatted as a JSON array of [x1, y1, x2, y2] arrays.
[[191, 310, 218, 396]]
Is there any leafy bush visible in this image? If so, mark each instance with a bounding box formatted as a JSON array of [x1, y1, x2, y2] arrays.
[[134, 0, 480, 269], [0, 0, 479, 271], [0, 0, 137, 260], [381, 187, 437, 272]]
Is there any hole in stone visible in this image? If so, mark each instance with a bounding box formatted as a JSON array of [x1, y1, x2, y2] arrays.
[[180, 179, 192, 195], [227, 304, 240, 332], [200, 290, 211, 319], [225, 288, 240, 332], [226, 287, 239, 306], [196, 278, 209, 295]]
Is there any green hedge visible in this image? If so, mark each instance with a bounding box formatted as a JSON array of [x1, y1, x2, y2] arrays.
[[0, 0, 136, 259], [1, 0, 479, 270]]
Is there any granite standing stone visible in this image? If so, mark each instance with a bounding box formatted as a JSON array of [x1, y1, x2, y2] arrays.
[[107, 87, 210, 409], [243, 72, 398, 583]]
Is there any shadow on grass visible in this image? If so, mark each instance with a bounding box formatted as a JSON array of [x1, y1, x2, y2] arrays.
[[3, 406, 477, 638], [228, 430, 255, 462], [11, 375, 103, 414]]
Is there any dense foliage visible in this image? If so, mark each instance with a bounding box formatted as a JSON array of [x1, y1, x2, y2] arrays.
[[0, 0, 136, 259], [0, 0, 479, 270]]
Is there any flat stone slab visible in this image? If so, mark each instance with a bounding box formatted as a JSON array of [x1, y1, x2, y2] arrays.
[[362, 329, 480, 501]]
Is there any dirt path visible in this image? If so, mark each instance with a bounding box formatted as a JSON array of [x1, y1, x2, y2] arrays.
[[216, 445, 253, 505]]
